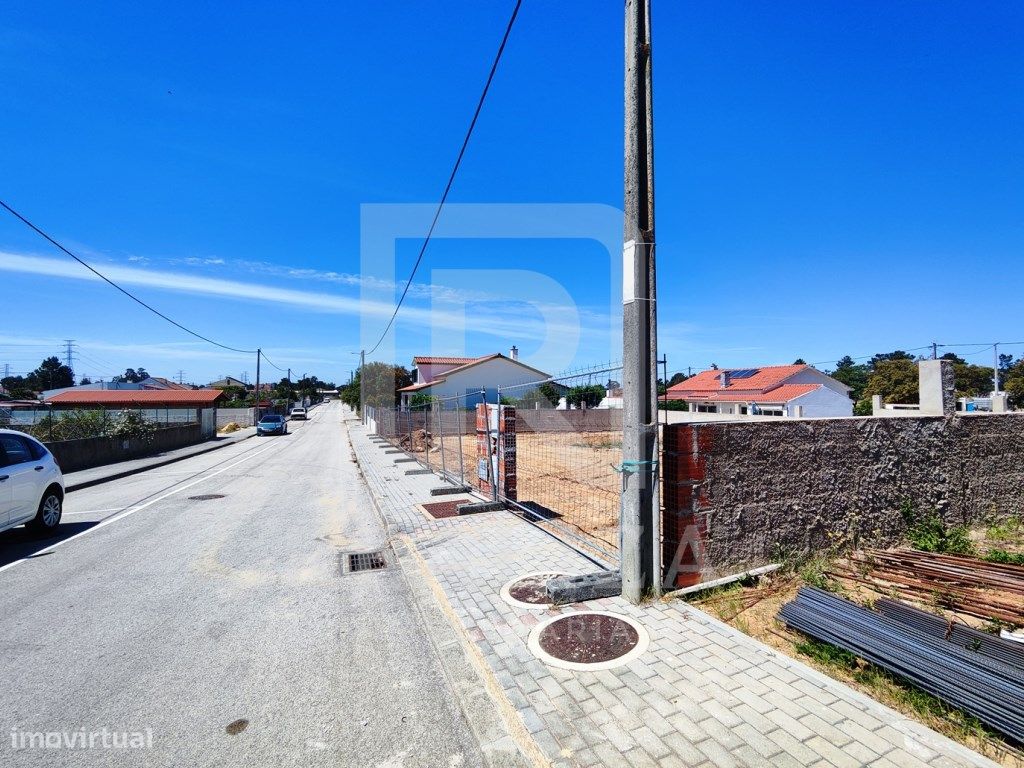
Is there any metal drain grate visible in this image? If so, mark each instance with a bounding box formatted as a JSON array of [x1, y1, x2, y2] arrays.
[[188, 494, 225, 501], [344, 551, 389, 574]]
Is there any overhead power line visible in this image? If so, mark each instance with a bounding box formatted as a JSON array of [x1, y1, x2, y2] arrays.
[[259, 350, 285, 372], [0, 200, 257, 355], [365, 0, 523, 357]]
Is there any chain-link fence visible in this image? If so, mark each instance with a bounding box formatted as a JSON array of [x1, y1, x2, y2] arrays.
[[496, 367, 624, 563]]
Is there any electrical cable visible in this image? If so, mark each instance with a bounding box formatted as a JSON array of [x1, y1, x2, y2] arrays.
[[259, 350, 286, 372], [0, 200, 257, 355], [365, 0, 523, 357]]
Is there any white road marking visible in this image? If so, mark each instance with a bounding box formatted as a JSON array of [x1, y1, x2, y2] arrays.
[[0, 440, 282, 575]]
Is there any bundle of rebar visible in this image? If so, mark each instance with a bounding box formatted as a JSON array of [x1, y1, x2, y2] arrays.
[[875, 598, 1024, 669], [778, 587, 1024, 742], [828, 549, 1024, 624]]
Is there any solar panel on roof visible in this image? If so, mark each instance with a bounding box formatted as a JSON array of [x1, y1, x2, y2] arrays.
[[729, 369, 759, 379]]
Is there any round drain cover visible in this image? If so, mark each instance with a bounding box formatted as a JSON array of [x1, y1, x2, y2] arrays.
[[500, 572, 565, 610], [188, 494, 225, 501], [528, 611, 650, 671]]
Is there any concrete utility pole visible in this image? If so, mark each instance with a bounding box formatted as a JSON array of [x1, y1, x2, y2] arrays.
[[621, 0, 659, 603], [254, 349, 261, 426], [932, 342, 939, 359]]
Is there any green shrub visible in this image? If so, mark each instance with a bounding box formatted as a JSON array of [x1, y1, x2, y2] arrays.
[[984, 549, 1024, 566], [907, 515, 974, 555]]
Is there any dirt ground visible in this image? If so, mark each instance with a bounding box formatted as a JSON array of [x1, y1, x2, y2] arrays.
[[682, 524, 1024, 767], [399, 429, 623, 551]]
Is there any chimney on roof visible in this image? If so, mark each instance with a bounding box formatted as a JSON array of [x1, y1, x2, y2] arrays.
[[719, 371, 730, 389], [510, 345, 519, 361]]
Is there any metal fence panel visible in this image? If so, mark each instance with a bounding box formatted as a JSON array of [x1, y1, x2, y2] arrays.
[[496, 368, 624, 563]]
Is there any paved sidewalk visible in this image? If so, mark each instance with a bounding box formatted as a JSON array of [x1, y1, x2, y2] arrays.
[[349, 423, 997, 768], [64, 427, 256, 491]]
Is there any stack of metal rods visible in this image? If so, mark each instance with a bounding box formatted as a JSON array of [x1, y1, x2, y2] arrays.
[[829, 549, 1024, 624], [778, 587, 1024, 742], [875, 598, 1024, 669], [862, 550, 1024, 593]]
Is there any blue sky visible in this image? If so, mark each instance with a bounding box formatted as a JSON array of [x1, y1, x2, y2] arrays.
[[1, 1, 1022, 385]]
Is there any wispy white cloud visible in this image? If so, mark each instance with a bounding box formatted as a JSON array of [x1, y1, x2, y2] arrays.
[[0, 251, 607, 346]]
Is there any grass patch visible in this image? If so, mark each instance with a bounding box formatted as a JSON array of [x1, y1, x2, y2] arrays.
[[797, 554, 842, 592], [907, 515, 975, 555], [794, 638, 857, 668], [984, 549, 1024, 566], [987, 515, 1022, 542]]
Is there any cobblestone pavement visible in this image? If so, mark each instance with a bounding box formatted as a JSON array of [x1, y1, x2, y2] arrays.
[[349, 423, 997, 768]]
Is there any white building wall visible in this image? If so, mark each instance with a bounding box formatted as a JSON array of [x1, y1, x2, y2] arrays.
[[419, 358, 546, 405], [786, 386, 853, 418], [785, 368, 850, 396]]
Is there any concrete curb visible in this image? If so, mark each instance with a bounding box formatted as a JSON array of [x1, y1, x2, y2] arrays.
[[347, 423, 536, 768], [65, 433, 255, 493]]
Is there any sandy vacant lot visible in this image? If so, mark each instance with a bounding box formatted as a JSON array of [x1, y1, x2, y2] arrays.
[[397, 423, 623, 553]]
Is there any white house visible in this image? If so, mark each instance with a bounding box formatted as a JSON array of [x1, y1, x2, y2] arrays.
[[399, 348, 550, 409], [663, 364, 853, 418]]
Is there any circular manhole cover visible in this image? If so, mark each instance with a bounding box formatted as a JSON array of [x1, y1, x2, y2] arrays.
[[528, 611, 650, 671], [188, 494, 225, 501], [500, 572, 565, 610]]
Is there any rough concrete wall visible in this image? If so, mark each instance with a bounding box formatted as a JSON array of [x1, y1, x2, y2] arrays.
[[662, 414, 1024, 576]]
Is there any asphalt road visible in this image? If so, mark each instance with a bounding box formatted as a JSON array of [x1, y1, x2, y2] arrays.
[[0, 402, 486, 767]]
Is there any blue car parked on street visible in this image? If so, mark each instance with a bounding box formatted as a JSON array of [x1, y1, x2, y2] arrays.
[[256, 414, 288, 436]]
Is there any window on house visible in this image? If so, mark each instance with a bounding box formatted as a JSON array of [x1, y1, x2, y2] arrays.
[[696, 404, 717, 413]]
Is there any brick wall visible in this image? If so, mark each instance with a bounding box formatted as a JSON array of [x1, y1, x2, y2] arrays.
[[662, 414, 1024, 585]]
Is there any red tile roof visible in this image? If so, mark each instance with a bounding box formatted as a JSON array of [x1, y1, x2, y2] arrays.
[[669, 365, 807, 396], [47, 389, 225, 406], [676, 383, 821, 403], [412, 356, 480, 366]]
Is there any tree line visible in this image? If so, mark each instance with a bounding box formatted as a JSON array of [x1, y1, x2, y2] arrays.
[[828, 351, 1023, 415]]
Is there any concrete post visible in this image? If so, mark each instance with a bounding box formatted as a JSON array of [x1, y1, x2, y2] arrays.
[[919, 359, 955, 416], [992, 393, 1008, 413], [871, 395, 884, 416], [621, 0, 659, 602]]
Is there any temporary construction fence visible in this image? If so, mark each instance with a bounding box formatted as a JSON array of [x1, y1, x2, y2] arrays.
[[367, 366, 627, 564], [497, 367, 624, 563], [369, 392, 479, 489]]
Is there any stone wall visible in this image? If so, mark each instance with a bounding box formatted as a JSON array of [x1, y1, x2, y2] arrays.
[[662, 414, 1024, 584]]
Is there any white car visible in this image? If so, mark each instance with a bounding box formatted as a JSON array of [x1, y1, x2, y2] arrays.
[[289, 407, 307, 420], [0, 429, 64, 536]]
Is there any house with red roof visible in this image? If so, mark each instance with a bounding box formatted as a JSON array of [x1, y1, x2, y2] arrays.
[[663, 364, 853, 418], [399, 347, 550, 409]]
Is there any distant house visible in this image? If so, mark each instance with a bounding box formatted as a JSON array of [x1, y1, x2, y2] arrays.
[[139, 376, 192, 390], [663, 364, 853, 418], [398, 348, 550, 409], [208, 376, 248, 389], [40, 380, 143, 400]]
